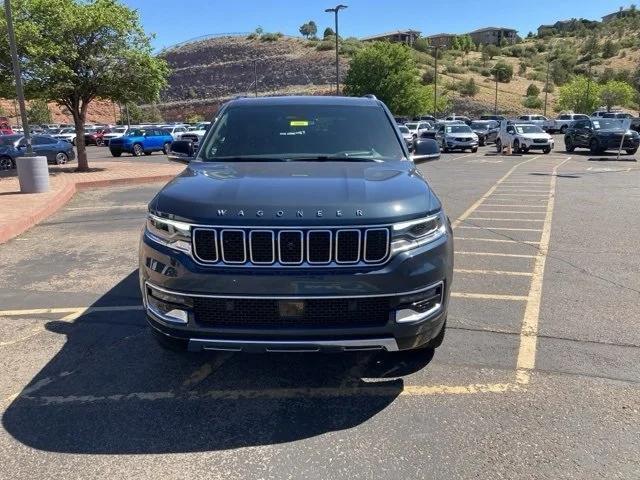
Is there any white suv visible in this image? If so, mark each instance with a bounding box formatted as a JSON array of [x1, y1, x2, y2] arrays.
[[547, 113, 589, 134]]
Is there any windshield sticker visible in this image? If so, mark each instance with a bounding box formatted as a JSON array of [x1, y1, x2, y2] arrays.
[[279, 130, 306, 136], [290, 120, 309, 127]]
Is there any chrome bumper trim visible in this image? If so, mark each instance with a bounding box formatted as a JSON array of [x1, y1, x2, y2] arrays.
[[187, 337, 399, 352]]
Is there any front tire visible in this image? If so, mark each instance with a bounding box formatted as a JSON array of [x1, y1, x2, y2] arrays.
[[590, 138, 601, 154], [471, 147, 478, 153], [133, 143, 144, 157], [0, 155, 15, 170], [162, 142, 172, 154], [110, 150, 122, 157], [513, 139, 521, 153], [543, 147, 551, 154], [55, 152, 69, 165], [560, 125, 568, 134], [496, 138, 502, 153], [626, 148, 638, 155], [565, 137, 575, 152]]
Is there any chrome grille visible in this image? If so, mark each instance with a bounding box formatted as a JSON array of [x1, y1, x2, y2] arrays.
[[192, 226, 390, 267]]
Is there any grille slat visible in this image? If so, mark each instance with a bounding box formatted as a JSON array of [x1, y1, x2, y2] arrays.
[[193, 227, 390, 266]]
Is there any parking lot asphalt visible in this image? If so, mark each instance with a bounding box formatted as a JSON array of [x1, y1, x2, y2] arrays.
[[1, 136, 639, 479]]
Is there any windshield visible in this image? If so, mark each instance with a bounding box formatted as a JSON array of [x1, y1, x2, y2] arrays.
[[199, 104, 406, 161], [445, 125, 472, 133], [126, 129, 145, 137], [470, 122, 491, 130], [405, 123, 418, 130], [515, 125, 544, 134], [0, 135, 21, 146], [592, 119, 624, 130], [59, 128, 74, 134], [398, 126, 410, 134], [112, 127, 127, 133]]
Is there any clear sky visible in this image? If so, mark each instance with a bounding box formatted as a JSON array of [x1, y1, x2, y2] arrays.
[[124, 0, 631, 50]]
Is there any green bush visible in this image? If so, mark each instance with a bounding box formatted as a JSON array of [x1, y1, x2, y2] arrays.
[[526, 83, 541, 96], [458, 77, 479, 97], [444, 63, 465, 74], [260, 32, 282, 42], [522, 96, 543, 108], [601, 39, 618, 58], [422, 69, 435, 85], [490, 60, 514, 83], [316, 40, 335, 51], [480, 68, 491, 77]]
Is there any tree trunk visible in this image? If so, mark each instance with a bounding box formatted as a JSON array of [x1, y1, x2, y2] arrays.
[[72, 104, 89, 171]]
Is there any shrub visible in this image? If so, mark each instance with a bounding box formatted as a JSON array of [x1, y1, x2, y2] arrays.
[[522, 96, 543, 109], [413, 37, 430, 53], [480, 68, 491, 77], [543, 82, 555, 93], [246, 32, 258, 40], [490, 61, 514, 83], [422, 69, 435, 85], [260, 32, 282, 42], [601, 39, 618, 58], [526, 83, 540, 97], [458, 77, 479, 97], [316, 40, 335, 51], [519, 61, 527, 75], [444, 63, 465, 74]]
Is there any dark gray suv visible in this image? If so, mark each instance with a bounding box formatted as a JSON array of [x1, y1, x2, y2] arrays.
[[139, 96, 454, 356]]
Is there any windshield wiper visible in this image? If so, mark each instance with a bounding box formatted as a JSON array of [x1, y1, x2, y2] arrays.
[[285, 155, 382, 162]]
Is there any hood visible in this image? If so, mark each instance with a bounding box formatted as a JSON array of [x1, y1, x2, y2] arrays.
[[519, 132, 551, 140], [445, 132, 475, 138], [152, 160, 440, 226]]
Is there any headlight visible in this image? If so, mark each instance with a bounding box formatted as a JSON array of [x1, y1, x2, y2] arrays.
[[145, 213, 192, 254], [390, 211, 448, 254]]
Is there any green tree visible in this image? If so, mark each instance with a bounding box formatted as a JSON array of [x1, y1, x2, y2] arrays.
[[526, 83, 540, 97], [599, 80, 636, 111], [557, 76, 602, 113], [343, 42, 429, 116], [422, 84, 451, 115], [307, 21, 318, 39], [491, 61, 514, 83], [413, 37, 430, 53], [451, 36, 461, 50], [0, 0, 169, 171], [27, 99, 52, 124], [581, 36, 599, 57], [482, 44, 501, 63], [299, 21, 317, 39], [601, 39, 618, 58], [323, 27, 334, 38]]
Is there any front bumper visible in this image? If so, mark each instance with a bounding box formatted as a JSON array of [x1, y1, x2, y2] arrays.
[[139, 227, 454, 352], [597, 136, 640, 150], [445, 138, 478, 150], [109, 143, 133, 153], [522, 139, 554, 150]]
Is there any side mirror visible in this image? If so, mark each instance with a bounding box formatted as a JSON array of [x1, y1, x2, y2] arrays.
[[412, 138, 441, 162], [168, 140, 195, 164]]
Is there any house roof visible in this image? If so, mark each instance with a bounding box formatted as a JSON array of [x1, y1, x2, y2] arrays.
[[427, 33, 456, 38], [360, 30, 421, 41], [469, 27, 517, 34]]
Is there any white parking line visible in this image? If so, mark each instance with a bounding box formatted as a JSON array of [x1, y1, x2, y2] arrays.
[[492, 193, 550, 197], [454, 237, 540, 245], [451, 292, 528, 301], [467, 217, 544, 222], [457, 226, 543, 232], [474, 210, 547, 214], [454, 268, 533, 277], [456, 251, 536, 258]]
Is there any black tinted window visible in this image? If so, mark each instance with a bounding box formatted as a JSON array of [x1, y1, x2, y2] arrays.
[[573, 120, 589, 129], [200, 104, 405, 161]]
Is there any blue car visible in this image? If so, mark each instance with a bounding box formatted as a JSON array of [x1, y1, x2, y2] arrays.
[[108, 128, 173, 157], [0, 134, 76, 170]]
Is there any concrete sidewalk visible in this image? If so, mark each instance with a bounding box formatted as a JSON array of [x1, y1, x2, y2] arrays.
[[0, 161, 183, 244]]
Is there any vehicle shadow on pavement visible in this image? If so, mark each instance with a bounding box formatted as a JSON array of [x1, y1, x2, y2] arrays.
[[2, 271, 431, 454]]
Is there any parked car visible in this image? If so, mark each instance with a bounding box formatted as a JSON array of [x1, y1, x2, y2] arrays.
[[1, 117, 14, 135], [404, 121, 432, 139], [53, 127, 77, 145], [601, 112, 633, 119], [108, 128, 173, 157], [180, 123, 211, 148], [444, 115, 471, 125], [415, 114, 436, 123], [412, 134, 441, 162], [84, 127, 111, 146], [142, 95, 452, 355], [545, 113, 590, 134], [102, 126, 129, 145], [517, 114, 550, 130], [496, 123, 554, 154], [564, 118, 639, 155], [469, 120, 499, 146], [0, 134, 76, 170], [398, 125, 414, 150], [480, 114, 507, 122], [161, 124, 189, 141], [435, 123, 478, 152]]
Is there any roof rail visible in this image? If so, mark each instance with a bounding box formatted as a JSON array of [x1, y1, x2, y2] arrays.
[[362, 94, 377, 100]]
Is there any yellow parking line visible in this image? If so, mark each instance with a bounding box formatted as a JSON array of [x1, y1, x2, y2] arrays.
[[454, 268, 533, 277], [468, 217, 544, 222], [481, 204, 546, 208], [454, 237, 540, 245], [451, 292, 528, 301], [474, 210, 546, 214], [495, 189, 550, 193], [516, 158, 569, 385], [457, 226, 543, 232], [492, 193, 550, 197], [456, 251, 536, 258], [450, 156, 541, 229]]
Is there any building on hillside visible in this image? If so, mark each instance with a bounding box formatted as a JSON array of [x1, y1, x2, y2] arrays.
[[426, 33, 457, 48], [602, 6, 633, 22], [468, 27, 518, 46], [360, 30, 421, 46]]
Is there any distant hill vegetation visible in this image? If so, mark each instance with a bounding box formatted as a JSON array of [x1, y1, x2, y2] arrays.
[[154, 14, 640, 120]]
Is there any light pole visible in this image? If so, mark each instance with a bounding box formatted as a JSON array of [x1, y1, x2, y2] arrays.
[[543, 58, 550, 117], [325, 4, 347, 95], [4, 0, 32, 154], [494, 74, 499, 115]]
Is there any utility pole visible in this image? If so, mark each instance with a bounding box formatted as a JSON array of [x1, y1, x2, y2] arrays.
[[433, 45, 439, 119], [254, 59, 258, 97], [325, 4, 347, 95], [4, 0, 32, 154], [585, 63, 592, 113], [544, 58, 550, 117], [494, 75, 499, 115]]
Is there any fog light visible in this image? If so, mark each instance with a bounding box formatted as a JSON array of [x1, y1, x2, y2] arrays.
[[395, 283, 443, 324], [146, 285, 192, 324]]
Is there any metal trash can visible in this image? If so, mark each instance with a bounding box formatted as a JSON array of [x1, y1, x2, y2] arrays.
[[16, 155, 50, 193]]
